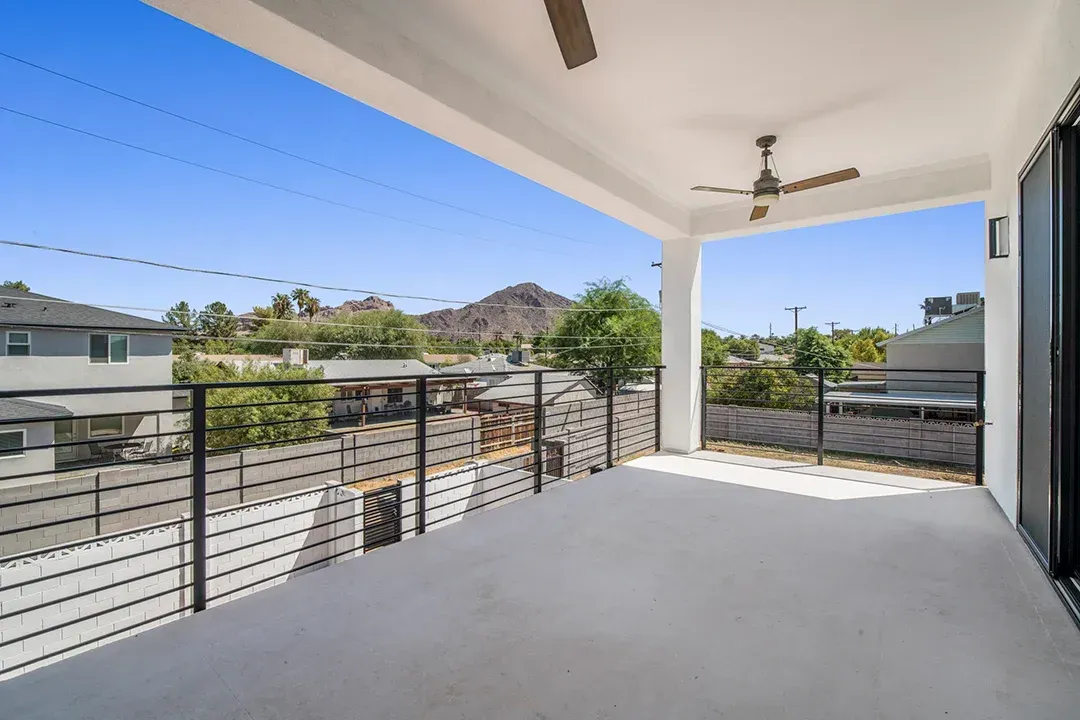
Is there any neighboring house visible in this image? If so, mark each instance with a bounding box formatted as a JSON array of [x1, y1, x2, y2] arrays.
[[423, 353, 478, 367], [0, 398, 73, 483], [0, 288, 181, 477], [469, 371, 599, 412], [202, 350, 449, 426], [441, 350, 551, 388], [824, 306, 984, 420]]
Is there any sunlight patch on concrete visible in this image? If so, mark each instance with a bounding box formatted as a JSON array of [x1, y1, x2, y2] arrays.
[[625, 453, 923, 500]]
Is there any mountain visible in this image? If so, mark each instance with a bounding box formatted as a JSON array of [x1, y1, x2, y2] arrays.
[[316, 296, 395, 317], [417, 283, 572, 340]]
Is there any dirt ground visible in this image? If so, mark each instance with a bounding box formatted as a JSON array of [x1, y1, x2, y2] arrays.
[[704, 440, 975, 484]]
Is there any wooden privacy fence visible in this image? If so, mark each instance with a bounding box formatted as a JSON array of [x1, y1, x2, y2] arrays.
[[479, 411, 535, 452], [705, 404, 976, 467]]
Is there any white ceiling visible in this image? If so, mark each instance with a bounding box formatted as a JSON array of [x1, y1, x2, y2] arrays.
[[149, 0, 1052, 238]]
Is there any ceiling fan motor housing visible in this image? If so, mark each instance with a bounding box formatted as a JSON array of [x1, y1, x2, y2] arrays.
[[753, 169, 781, 206]]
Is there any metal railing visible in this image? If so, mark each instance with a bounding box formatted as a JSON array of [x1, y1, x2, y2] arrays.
[[701, 365, 985, 483], [0, 365, 661, 678]]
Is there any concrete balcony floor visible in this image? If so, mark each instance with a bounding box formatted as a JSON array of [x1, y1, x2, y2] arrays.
[[3, 452, 1079, 719]]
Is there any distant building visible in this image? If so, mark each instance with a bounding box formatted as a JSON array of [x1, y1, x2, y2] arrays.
[[0, 287, 181, 479], [824, 306, 984, 421]]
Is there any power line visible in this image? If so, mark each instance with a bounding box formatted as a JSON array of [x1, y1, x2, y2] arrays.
[[0, 105, 572, 258], [0, 294, 660, 341], [0, 239, 657, 314], [0, 51, 596, 248]]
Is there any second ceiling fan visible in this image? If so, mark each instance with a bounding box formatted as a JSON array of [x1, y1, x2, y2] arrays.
[[692, 136, 860, 221]]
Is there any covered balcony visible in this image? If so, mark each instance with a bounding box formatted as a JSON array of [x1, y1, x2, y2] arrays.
[[4, 0, 1080, 714]]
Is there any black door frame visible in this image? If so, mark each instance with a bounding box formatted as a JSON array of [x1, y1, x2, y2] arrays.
[[1017, 77, 1080, 621]]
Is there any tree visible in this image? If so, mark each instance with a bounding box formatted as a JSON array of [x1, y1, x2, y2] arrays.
[[835, 326, 894, 363], [701, 329, 729, 367], [792, 328, 851, 381], [311, 310, 427, 360], [2, 280, 30, 292], [727, 337, 760, 360], [197, 301, 238, 342], [174, 359, 334, 451], [290, 288, 320, 320], [708, 366, 816, 410], [271, 292, 295, 319], [163, 301, 196, 332], [543, 278, 660, 382]]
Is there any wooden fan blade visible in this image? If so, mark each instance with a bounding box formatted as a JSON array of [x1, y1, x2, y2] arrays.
[[780, 168, 860, 194], [691, 185, 753, 195], [749, 205, 769, 221], [543, 0, 597, 69]]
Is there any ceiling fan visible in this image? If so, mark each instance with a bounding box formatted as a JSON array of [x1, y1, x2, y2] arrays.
[[544, 0, 597, 69], [691, 136, 860, 221]]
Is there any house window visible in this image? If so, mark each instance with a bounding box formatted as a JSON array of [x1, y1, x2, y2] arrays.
[[0, 429, 26, 459], [5, 331, 30, 356], [89, 416, 124, 437], [341, 389, 356, 399], [386, 387, 404, 404], [89, 334, 128, 364], [989, 216, 1010, 258]]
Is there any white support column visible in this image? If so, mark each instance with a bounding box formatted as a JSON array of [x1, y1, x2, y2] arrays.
[[660, 238, 703, 453]]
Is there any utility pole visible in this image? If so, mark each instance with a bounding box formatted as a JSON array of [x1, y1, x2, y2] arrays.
[[826, 321, 840, 340], [894, 322, 899, 335], [785, 305, 807, 358], [768, 322, 772, 338]]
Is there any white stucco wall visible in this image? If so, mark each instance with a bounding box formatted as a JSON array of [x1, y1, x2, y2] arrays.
[[0, 422, 55, 486], [983, 0, 1080, 524]]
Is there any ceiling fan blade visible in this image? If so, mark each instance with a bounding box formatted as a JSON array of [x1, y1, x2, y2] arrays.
[[690, 185, 753, 195], [543, 0, 597, 69], [780, 168, 860, 194], [749, 205, 769, 221]]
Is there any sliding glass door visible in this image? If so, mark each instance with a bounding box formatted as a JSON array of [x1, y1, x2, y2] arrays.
[[1019, 142, 1055, 561]]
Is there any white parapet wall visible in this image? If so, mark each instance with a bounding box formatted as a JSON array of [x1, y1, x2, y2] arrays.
[[0, 462, 562, 679]]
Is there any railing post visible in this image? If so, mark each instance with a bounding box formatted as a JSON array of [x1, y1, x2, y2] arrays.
[[975, 371, 985, 486], [191, 385, 207, 612], [654, 367, 662, 453], [816, 368, 825, 466], [533, 371, 544, 493], [416, 377, 427, 534], [606, 367, 615, 468], [700, 366, 708, 451]]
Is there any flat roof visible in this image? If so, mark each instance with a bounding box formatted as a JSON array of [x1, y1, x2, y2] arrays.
[[823, 390, 975, 409]]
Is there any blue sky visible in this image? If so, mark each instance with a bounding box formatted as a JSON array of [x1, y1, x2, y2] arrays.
[[0, 1, 983, 338]]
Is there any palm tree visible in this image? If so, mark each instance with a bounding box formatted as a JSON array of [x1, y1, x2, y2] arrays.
[[271, 292, 294, 319], [306, 296, 322, 320], [291, 288, 312, 319]]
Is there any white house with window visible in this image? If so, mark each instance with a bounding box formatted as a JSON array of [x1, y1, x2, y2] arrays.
[[0, 287, 181, 479]]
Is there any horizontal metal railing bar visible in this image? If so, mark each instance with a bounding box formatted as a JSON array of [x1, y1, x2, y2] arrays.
[[16, 427, 192, 455], [0, 450, 195, 484], [424, 454, 538, 504], [204, 478, 414, 537], [205, 451, 422, 498], [612, 425, 660, 446], [0, 515, 189, 564], [0, 366, 664, 402], [3, 560, 195, 619], [707, 434, 976, 460], [1, 580, 195, 648], [0, 405, 191, 429], [424, 461, 541, 515], [196, 365, 664, 393], [0, 451, 194, 483], [2, 537, 195, 592], [703, 365, 981, 374], [816, 435, 978, 452], [706, 421, 978, 445], [0, 471, 196, 511], [426, 472, 559, 530], [0, 604, 196, 678], [205, 507, 366, 568], [0, 493, 194, 538], [0, 383, 184, 400], [209, 459, 539, 578], [823, 427, 977, 443]]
